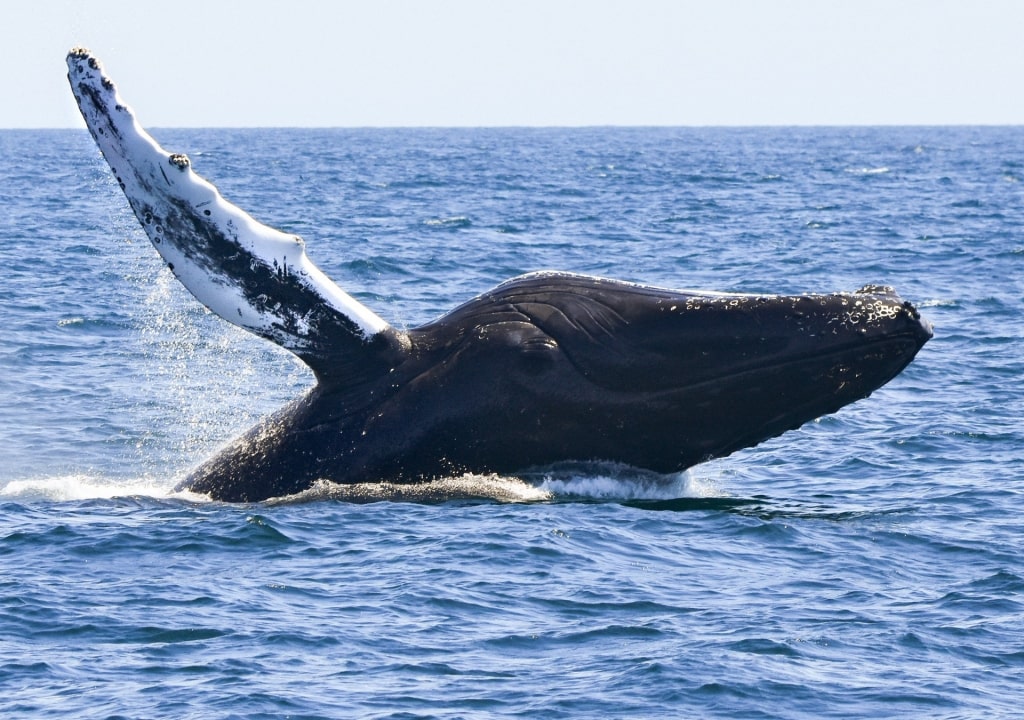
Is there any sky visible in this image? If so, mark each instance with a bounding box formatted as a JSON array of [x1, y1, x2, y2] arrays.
[[3, 0, 1023, 128]]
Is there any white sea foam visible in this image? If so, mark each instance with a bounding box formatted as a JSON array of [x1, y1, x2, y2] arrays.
[[267, 466, 722, 505], [0, 468, 719, 505], [530, 463, 722, 500], [0, 474, 201, 502], [919, 298, 959, 308], [845, 166, 891, 175], [270, 474, 553, 504]]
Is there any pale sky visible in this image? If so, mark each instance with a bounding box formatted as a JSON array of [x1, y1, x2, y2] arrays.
[[4, 0, 1023, 128]]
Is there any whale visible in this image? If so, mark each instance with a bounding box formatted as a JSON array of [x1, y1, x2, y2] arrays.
[[66, 48, 932, 502]]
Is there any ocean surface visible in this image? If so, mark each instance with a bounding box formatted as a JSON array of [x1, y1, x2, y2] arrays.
[[1, 126, 1021, 718]]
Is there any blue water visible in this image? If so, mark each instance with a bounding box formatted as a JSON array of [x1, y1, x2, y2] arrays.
[[1, 126, 1022, 718]]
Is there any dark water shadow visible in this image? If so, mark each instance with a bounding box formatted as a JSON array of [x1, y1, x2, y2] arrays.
[[618, 494, 917, 523], [619, 495, 765, 513]]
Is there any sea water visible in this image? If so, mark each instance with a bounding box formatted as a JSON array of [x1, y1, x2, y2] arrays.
[[1, 127, 1021, 718]]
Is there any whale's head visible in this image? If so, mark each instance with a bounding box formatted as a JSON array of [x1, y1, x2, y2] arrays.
[[374, 272, 932, 477]]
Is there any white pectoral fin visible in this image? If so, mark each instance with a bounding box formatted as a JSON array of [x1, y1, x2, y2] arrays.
[[66, 48, 392, 370]]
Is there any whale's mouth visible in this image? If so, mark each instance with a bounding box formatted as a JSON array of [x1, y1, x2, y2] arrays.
[[667, 329, 933, 403], [558, 319, 932, 398]]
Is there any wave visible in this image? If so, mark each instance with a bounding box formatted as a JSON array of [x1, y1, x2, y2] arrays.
[[1, 464, 722, 505], [273, 466, 720, 505], [845, 166, 891, 175], [423, 215, 472, 229], [529, 463, 720, 501], [0, 474, 203, 503], [270, 474, 551, 504]]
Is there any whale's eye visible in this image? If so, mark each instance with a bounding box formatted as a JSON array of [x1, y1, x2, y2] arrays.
[[518, 336, 558, 374]]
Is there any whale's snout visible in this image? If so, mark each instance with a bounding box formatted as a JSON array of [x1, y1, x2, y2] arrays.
[[854, 284, 932, 349], [907, 302, 934, 346]]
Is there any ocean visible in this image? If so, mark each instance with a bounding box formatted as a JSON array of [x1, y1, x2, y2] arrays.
[[1, 126, 1021, 718]]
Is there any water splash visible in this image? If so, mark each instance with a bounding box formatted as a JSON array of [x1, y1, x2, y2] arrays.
[[269, 474, 553, 504], [132, 269, 312, 476], [0, 468, 718, 506], [0, 474, 203, 502], [264, 465, 724, 505], [529, 463, 722, 501]]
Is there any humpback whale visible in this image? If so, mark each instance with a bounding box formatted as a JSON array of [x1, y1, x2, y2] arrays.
[[66, 48, 932, 502]]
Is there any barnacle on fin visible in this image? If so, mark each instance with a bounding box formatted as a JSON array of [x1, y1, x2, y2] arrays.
[[169, 154, 191, 170]]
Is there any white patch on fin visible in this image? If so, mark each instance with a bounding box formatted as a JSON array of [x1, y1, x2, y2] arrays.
[[65, 48, 390, 348]]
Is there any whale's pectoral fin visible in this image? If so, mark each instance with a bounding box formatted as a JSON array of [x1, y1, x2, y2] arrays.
[[66, 48, 406, 383]]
